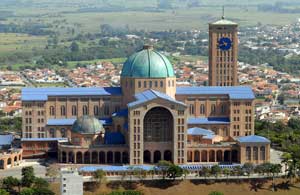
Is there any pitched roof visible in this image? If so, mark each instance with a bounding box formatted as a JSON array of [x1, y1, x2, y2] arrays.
[[236, 135, 271, 143], [210, 19, 237, 25], [188, 117, 230, 125], [128, 89, 186, 108], [21, 87, 122, 101], [176, 86, 255, 100], [187, 127, 214, 136], [0, 134, 13, 146]]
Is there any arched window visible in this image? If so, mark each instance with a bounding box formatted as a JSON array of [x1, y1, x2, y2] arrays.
[[72, 106, 77, 116], [221, 104, 226, 114], [253, 147, 258, 160], [94, 105, 99, 116], [246, 146, 251, 161], [50, 106, 55, 116], [61, 128, 66, 138], [82, 105, 88, 115], [200, 104, 205, 114], [49, 128, 55, 138], [223, 127, 228, 136], [117, 125, 121, 132], [104, 105, 109, 115], [211, 104, 216, 114], [260, 146, 266, 160], [189, 104, 194, 115], [61, 106, 66, 116]]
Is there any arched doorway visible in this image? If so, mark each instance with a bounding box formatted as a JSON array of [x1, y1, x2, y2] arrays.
[[122, 152, 129, 164], [68, 152, 74, 163], [107, 151, 113, 164], [84, 152, 90, 164], [144, 107, 174, 163], [115, 152, 121, 164], [99, 151, 105, 164], [76, 152, 83, 164], [201, 150, 207, 162], [144, 107, 173, 142], [61, 152, 67, 163], [187, 151, 193, 162], [224, 150, 231, 163], [232, 150, 239, 163], [216, 150, 223, 162], [194, 150, 200, 162], [144, 150, 151, 163], [153, 151, 161, 163], [92, 152, 98, 164], [209, 150, 215, 162], [0, 159, 4, 169], [14, 156, 18, 163], [164, 150, 172, 162]]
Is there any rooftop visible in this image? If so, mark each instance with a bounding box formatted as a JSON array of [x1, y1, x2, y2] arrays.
[[236, 135, 271, 143], [176, 86, 255, 100], [21, 87, 122, 101], [128, 89, 186, 108], [188, 117, 230, 125]]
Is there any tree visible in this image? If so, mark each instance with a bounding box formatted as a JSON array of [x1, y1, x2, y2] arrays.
[[157, 160, 172, 180], [211, 165, 221, 179], [208, 191, 224, 195], [32, 188, 55, 195], [33, 177, 49, 189], [20, 188, 35, 195], [281, 152, 292, 180], [167, 164, 183, 180], [93, 169, 106, 185], [0, 189, 9, 195], [22, 166, 35, 187], [2, 176, 20, 192], [222, 168, 230, 184], [243, 163, 254, 178], [269, 164, 282, 191], [200, 167, 211, 180], [70, 41, 79, 52], [232, 166, 243, 183]]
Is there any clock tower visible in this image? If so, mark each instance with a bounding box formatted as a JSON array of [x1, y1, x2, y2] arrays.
[[208, 15, 238, 86]]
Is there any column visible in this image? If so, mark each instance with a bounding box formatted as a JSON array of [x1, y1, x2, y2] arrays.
[[74, 152, 77, 164], [192, 151, 194, 162], [215, 151, 217, 162]]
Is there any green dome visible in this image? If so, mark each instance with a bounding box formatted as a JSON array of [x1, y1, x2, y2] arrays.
[[72, 116, 103, 134], [121, 45, 175, 78]]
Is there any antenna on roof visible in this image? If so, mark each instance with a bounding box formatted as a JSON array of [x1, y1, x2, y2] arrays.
[[222, 6, 225, 19]]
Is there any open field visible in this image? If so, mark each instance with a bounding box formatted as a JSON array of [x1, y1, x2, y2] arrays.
[[0, 33, 47, 54], [50, 179, 300, 195]]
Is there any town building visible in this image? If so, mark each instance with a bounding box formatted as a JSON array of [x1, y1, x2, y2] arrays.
[[60, 168, 83, 195]]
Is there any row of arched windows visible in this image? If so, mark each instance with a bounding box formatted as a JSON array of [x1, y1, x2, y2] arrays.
[[189, 104, 227, 115], [246, 146, 266, 161], [49, 105, 111, 116]]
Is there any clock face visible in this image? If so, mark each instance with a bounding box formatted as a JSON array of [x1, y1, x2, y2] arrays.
[[218, 37, 232, 51]]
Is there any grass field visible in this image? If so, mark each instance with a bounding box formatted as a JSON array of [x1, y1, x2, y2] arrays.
[[50, 179, 300, 195], [0, 33, 47, 55]]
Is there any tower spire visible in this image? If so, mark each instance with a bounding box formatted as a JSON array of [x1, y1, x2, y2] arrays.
[[222, 6, 225, 19]]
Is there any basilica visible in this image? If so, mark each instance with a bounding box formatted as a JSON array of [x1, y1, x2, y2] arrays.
[[21, 18, 270, 166]]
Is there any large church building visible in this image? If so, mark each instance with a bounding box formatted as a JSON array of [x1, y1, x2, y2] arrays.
[[21, 18, 270, 166]]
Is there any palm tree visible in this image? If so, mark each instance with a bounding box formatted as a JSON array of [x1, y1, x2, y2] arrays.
[[242, 163, 254, 179], [201, 167, 211, 181], [211, 165, 221, 180], [281, 153, 292, 180], [222, 168, 230, 184], [93, 169, 106, 186], [270, 164, 282, 191]]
